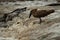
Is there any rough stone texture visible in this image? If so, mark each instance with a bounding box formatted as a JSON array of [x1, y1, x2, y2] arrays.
[[0, 0, 57, 2], [0, 1, 60, 40]]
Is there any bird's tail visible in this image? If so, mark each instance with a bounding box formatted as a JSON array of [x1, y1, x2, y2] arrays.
[[49, 9, 55, 13]]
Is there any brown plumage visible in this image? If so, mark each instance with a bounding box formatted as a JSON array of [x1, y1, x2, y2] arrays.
[[29, 9, 55, 23]]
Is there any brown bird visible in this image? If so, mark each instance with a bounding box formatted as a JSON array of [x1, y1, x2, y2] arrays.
[[29, 9, 55, 23]]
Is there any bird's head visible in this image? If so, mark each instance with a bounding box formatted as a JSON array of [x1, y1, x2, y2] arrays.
[[29, 9, 37, 18], [32, 9, 37, 12]]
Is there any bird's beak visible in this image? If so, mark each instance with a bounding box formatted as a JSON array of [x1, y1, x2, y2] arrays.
[[29, 12, 32, 18]]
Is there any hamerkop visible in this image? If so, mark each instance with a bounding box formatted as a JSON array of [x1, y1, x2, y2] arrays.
[[29, 9, 55, 23]]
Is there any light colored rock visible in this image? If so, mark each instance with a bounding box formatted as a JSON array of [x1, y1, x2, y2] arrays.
[[0, 1, 60, 40]]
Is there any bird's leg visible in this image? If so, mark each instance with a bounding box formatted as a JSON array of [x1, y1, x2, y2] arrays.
[[39, 18, 42, 24]]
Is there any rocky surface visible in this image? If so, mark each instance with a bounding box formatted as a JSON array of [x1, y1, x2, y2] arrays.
[[0, 1, 60, 40]]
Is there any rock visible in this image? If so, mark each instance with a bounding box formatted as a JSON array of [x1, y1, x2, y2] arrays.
[[0, 1, 60, 40], [0, 37, 17, 40], [46, 3, 60, 6], [0, 22, 8, 28]]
